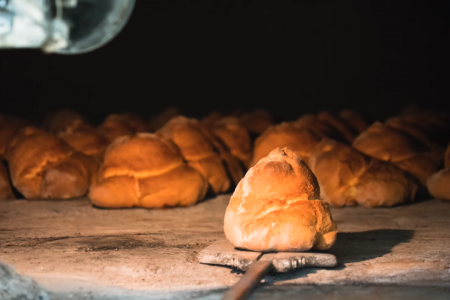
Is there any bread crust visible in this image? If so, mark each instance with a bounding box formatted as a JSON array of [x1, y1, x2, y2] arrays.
[[157, 117, 230, 194], [352, 122, 439, 185], [308, 139, 418, 207], [224, 147, 337, 252], [89, 133, 208, 208], [5, 127, 99, 199], [250, 122, 321, 167]]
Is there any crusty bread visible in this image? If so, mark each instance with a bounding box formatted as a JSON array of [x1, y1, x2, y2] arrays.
[[5, 127, 99, 200], [308, 139, 418, 207], [427, 168, 450, 200], [224, 147, 337, 252], [195, 122, 244, 186], [317, 111, 358, 143], [386, 117, 444, 162], [98, 114, 136, 142], [89, 133, 207, 208], [340, 109, 369, 133], [157, 116, 231, 194], [0, 115, 28, 157], [239, 110, 274, 135], [44, 110, 110, 160], [116, 113, 148, 132], [352, 122, 439, 185], [250, 122, 321, 167], [211, 117, 253, 168], [401, 111, 450, 145], [0, 163, 14, 200]]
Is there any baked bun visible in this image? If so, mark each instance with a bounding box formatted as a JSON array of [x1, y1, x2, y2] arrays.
[[195, 123, 244, 186], [250, 122, 321, 167], [89, 133, 208, 208], [0, 115, 28, 157], [339, 109, 369, 133], [0, 163, 14, 200], [5, 127, 99, 200], [116, 113, 148, 132], [157, 116, 230, 194], [239, 110, 274, 135], [98, 114, 136, 142], [44, 110, 109, 160], [401, 111, 450, 145], [148, 107, 181, 131], [308, 139, 418, 207], [386, 117, 445, 162], [211, 117, 253, 168], [58, 124, 110, 161], [352, 122, 440, 185], [317, 111, 358, 143], [224, 147, 337, 252]]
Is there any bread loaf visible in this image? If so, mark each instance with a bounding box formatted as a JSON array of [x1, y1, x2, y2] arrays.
[[6, 127, 99, 199], [308, 139, 418, 207], [0, 115, 28, 157], [157, 116, 230, 194], [353, 122, 439, 185], [98, 114, 136, 142], [89, 133, 207, 208], [250, 122, 321, 167], [210, 117, 252, 168], [224, 147, 337, 252]]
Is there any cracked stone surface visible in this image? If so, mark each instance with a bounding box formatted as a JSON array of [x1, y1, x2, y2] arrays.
[[0, 195, 450, 299]]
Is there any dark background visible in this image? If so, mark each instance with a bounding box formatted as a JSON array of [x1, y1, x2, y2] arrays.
[[1, 0, 449, 125]]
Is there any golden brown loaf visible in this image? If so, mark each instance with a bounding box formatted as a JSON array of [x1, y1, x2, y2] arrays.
[[201, 111, 223, 127], [89, 133, 208, 208], [210, 117, 253, 168], [0, 163, 14, 200], [250, 122, 321, 167], [239, 110, 274, 135], [308, 139, 418, 207], [195, 122, 244, 186], [5, 127, 99, 200], [224, 147, 337, 252], [98, 114, 136, 142], [157, 116, 230, 194], [339, 109, 369, 133], [352, 122, 440, 185], [57, 124, 110, 161], [0, 115, 28, 157], [385, 117, 444, 163], [317, 111, 358, 143]]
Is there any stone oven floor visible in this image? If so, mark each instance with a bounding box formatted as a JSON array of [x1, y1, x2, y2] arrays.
[[1, 196, 450, 299]]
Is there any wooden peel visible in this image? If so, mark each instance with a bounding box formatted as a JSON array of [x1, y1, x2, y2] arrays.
[[198, 240, 337, 300]]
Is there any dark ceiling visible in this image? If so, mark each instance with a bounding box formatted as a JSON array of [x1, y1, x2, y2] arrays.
[[1, 0, 449, 124]]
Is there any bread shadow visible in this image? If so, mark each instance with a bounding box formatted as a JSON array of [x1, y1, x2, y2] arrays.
[[266, 229, 414, 283]]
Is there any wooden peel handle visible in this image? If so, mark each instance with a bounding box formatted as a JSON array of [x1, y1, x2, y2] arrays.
[[221, 259, 273, 300]]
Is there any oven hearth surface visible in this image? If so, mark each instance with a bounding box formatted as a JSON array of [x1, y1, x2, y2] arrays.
[[1, 195, 450, 299]]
